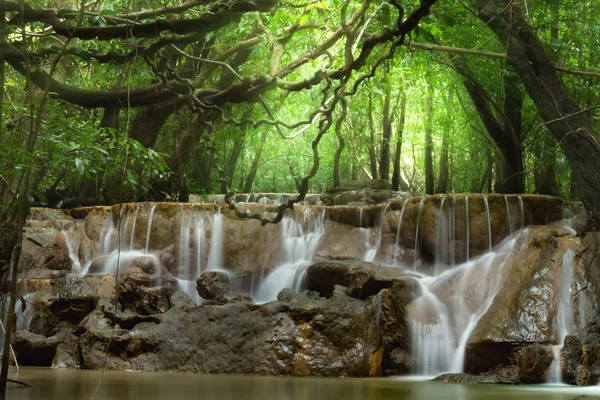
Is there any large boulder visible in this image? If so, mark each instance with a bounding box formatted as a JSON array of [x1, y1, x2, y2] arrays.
[[13, 331, 60, 366], [77, 289, 384, 377], [305, 260, 413, 299], [563, 322, 600, 385], [196, 271, 230, 300], [320, 179, 393, 206], [374, 280, 421, 374]]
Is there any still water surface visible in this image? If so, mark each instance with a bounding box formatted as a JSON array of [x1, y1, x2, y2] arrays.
[[5, 368, 600, 400]]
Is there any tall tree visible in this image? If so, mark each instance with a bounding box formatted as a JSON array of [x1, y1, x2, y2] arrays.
[[392, 89, 408, 191], [436, 89, 453, 194], [471, 0, 600, 226], [424, 82, 435, 194]]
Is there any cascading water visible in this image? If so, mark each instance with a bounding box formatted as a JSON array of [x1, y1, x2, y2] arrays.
[[254, 209, 325, 303], [364, 205, 389, 262], [145, 204, 157, 254], [393, 201, 408, 266], [413, 199, 425, 270], [504, 196, 513, 237], [483, 195, 493, 252], [518, 195, 525, 230], [207, 208, 225, 272], [547, 249, 577, 383]]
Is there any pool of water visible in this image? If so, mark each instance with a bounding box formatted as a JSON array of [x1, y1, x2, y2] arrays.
[[5, 368, 600, 400]]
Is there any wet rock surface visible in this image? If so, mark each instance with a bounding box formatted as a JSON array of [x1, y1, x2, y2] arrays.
[[196, 271, 230, 300], [320, 179, 393, 206], [433, 365, 519, 384], [306, 260, 413, 299], [75, 286, 384, 376], [563, 322, 600, 385]]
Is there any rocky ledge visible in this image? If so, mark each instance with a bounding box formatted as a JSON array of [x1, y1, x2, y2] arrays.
[[13, 262, 419, 377]]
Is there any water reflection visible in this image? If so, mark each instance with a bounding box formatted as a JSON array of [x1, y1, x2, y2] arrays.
[[5, 368, 600, 400]]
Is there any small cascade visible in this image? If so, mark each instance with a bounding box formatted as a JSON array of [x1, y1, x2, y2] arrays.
[[408, 281, 454, 375], [62, 224, 82, 273], [393, 200, 408, 266], [364, 205, 389, 262], [483, 195, 493, 252], [518, 195, 525, 230], [254, 209, 325, 303], [504, 196, 513, 237], [413, 199, 426, 270], [547, 249, 577, 383], [433, 197, 450, 276], [409, 233, 519, 375], [207, 208, 225, 272], [145, 204, 157, 254], [129, 206, 140, 250]]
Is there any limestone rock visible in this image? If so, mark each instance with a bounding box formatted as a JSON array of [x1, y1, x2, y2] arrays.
[[13, 331, 60, 367], [196, 271, 230, 300], [321, 179, 393, 206], [77, 290, 383, 377], [518, 345, 553, 383], [433, 365, 519, 384], [563, 322, 600, 386], [306, 260, 410, 299]]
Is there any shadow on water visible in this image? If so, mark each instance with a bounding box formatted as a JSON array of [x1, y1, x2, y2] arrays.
[[5, 368, 600, 400]]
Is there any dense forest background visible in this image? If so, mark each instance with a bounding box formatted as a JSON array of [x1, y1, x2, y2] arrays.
[[1, 0, 600, 243]]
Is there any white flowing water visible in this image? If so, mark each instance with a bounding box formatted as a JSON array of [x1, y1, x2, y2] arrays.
[[518, 195, 525, 230], [547, 249, 577, 383], [409, 231, 519, 375], [145, 204, 157, 254], [393, 200, 408, 266], [433, 197, 449, 276], [364, 205, 389, 262], [413, 199, 425, 270], [504, 196, 513, 237], [254, 209, 325, 303], [483, 196, 493, 252], [207, 208, 225, 272], [62, 224, 82, 274]]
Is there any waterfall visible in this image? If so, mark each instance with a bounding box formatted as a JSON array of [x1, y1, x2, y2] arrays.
[[547, 249, 577, 383], [413, 199, 425, 270], [433, 197, 449, 276], [207, 208, 224, 272], [145, 204, 157, 254], [409, 233, 519, 375], [62, 224, 82, 273], [393, 200, 408, 266], [408, 281, 455, 375], [504, 196, 513, 237], [129, 206, 140, 250], [364, 205, 389, 262], [518, 195, 525, 230], [483, 195, 493, 252], [254, 209, 325, 303]]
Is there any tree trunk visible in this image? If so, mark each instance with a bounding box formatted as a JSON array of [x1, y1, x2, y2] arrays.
[[455, 59, 524, 193], [333, 99, 347, 187], [436, 89, 452, 193], [424, 83, 435, 194], [533, 133, 559, 196], [243, 129, 269, 193], [220, 134, 245, 193], [379, 73, 392, 181], [368, 91, 378, 179], [392, 90, 408, 191], [473, 0, 600, 225]]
